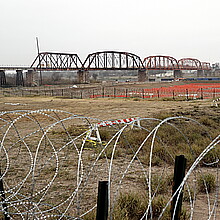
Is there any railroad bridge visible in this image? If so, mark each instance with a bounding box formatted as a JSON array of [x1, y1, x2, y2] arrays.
[[0, 52, 212, 86]]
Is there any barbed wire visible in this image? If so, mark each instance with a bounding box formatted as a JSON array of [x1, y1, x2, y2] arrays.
[[0, 109, 219, 219]]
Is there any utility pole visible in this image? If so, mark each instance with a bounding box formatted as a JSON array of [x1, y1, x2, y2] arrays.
[[36, 37, 42, 85]]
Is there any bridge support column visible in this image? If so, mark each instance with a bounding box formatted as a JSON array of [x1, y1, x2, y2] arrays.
[[138, 69, 147, 82], [26, 69, 38, 87], [0, 70, 6, 87], [197, 70, 204, 77], [77, 70, 89, 84], [174, 70, 183, 78], [16, 70, 24, 86], [204, 70, 212, 77]]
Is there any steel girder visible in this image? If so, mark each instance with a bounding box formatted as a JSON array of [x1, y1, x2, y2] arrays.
[[29, 52, 211, 71], [201, 62, 211, 71], [143, 56, 179, 70], [30, 52, 83, 70], [83, 51, 145, 70], [178, 58, 203, 70]]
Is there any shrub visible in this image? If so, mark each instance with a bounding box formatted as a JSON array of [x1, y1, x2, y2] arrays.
[[202, 148, 220, 167], [99, 127, 112, 141], [95, 145, 122, 159], [113, 192, 146, 220], [81, 209, 96, 220], [183, 186, 195, 203], [199, 116, 217, 128], [151, 195, 189, 220], [197, 173, 216, 193], [144, 174, 173, 195], [150, 195, 170, 219], [119, 129, 149, 151]]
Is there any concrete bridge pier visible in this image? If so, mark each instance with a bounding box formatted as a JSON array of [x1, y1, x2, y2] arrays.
[[197, 70, 204, 77], [174, 70, 183, 78], [0, 70, 6, 86], [26, 69, 38, 87], [16, 70, 24, 86], [204, 70, 212, 77], [77, 70, 89, 83], [138, 69, 148, 82]]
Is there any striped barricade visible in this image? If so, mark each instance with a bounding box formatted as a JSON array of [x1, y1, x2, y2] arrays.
[[87, 117, 140, 142]]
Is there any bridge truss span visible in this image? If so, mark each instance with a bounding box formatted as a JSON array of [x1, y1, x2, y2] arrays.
[[83, 51, 145, 70], [143, 55, 179, 70], [30, 52, 83, 71], [178, 58, 203, 71], [201, 62, 211, 71]]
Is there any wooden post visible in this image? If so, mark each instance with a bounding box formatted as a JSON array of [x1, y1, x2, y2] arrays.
[[173, 90, 175, 100], [126, 88, 128, 98], [171, 155, 186, 220], [186, 89, 189, 101], [113, 88, 116, 98], [157, 90, 160, 98], [102, 87, 105, 98], [0, 169, 10, 220], [142, 89, 145, 99], [213, 88, 215, 99], [96, 181, 109, 220], [201, 88, 203, 100]]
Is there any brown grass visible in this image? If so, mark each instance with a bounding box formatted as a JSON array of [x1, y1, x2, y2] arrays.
[[0, 82, 219, 219]]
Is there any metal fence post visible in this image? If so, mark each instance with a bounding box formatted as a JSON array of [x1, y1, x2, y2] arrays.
[[96, 181, 109, 220], [0, 169, 10, 220], [102, 87, 105, 98], [171, 155, 187, 220], [201, 88, 203, 99], [186, 89, 189, 101], [113, 87, 116, 98]]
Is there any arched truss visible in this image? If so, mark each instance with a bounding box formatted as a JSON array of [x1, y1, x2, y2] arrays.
[[83, 51, 145, 70], [30, 52, 83, 70], [201, 62, 211, 70], [143, 56, 179, 70], [178, 58, 203, 70]]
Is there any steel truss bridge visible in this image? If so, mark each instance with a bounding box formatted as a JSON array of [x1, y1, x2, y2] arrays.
[[0, 52, 212, 86]]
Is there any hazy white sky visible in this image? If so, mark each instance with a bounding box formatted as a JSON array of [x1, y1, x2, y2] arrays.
[[0, 0, 219, 65]]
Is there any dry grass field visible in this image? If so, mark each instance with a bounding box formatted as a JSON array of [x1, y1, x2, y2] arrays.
[[0, 81, 219, 219]]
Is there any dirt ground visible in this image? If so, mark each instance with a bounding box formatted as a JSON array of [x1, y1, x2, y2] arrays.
[[0, 82, 219, 219], [0, 94, 212, 121]]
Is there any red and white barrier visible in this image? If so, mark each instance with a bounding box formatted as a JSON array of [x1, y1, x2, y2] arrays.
[[97, 117, 139, 127], [87, 117, 141, 142]]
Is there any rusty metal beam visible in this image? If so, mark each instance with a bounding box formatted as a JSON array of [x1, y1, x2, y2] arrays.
[[178, 58, 202, 70], [30, 52, 83, 70], [143, 55, 179, 70], [83, 51, 145, 70]]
